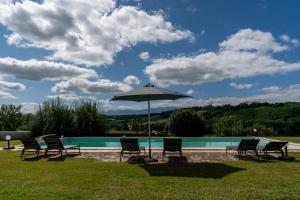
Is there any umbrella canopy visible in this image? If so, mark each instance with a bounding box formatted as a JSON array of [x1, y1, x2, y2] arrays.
[[111, 83, 190, 101], [111, 83, 191, 161]]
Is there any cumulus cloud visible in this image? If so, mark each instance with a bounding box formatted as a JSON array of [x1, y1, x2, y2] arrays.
[[186, 89, 193, 95], [145, 29, 300, 86], [123, 75, 140, 85], [0, 91, 17, 99], [20, 102, 39, 113], [260, 86, 281, 93], [0, 80, 26, 91], [0, 0, 193, 66], [279, 34, 300, 47], [139, 51, 150, 61], [0, 57, 97, 81], [230, 82, 253, 90], [47, 93, 96, 102], [52, 78, 132, 94]]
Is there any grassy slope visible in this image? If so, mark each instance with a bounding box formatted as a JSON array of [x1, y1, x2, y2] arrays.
[[0, 151, 299, 200]]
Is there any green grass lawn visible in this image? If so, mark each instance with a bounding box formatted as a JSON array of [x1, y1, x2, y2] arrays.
[[0, 151, 299, 199], [269, 137, 300, 144], [0, 140, 21, 147]]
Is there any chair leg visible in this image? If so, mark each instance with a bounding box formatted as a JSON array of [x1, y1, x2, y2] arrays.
[[120, 152, 122, 162], [21, 149, 25, 158], [45, 149, 48, 157]]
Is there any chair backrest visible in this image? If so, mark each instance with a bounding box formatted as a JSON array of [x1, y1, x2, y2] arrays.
[[43, 135, 64, 150], [263, 141, 288, 151], [163, 138, 182, 152], [238, 139, 260, 150], [21, 137, 41, 150], [120, 138, 140, 152]]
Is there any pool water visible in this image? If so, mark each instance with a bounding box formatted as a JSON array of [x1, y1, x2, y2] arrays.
[[40, 137, 271, 149]]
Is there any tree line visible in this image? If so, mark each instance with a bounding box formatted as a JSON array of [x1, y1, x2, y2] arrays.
[[1, 101, 300, 137]]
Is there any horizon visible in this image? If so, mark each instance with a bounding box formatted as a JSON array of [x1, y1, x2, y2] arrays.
[[0, 0, 300, 113]]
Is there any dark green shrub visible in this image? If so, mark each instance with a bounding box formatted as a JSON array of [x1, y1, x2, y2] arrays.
[[73, 101, 107, 136], [32, 99, 73, 137], [0, 105, 22, 131], [170, 109, 205, 136]]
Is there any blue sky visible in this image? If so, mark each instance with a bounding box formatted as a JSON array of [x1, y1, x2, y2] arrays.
[[0, 0, 300, 113]]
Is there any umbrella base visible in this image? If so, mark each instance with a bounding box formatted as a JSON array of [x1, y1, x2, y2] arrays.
[[144, 157, 158, 163]]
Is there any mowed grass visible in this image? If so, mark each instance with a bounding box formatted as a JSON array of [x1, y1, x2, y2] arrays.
[[0, 140, 21, 147], [0, 151, 299, 199]]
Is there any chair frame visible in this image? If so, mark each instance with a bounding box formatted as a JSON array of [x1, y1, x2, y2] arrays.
[[163, 138, 182, 160], [20, 137, 45, 158], [226, 139, 260, 159], [257, 141, 288, 158], [120, 138, 145, 162], [43, 136, 80, 158]]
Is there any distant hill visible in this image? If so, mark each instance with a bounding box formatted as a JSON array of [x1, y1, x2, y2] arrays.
[[105, 107, 176, 116]]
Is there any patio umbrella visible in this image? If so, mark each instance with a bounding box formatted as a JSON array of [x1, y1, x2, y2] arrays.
[[111, 83, 191, 161]]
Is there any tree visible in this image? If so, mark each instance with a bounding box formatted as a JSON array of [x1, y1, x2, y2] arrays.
[[212, 115, 244, 136], [32, 99, 74, 137], [0, 105, 22, 131], [73, 100, 107, 136], [170, 109, 205, 136]]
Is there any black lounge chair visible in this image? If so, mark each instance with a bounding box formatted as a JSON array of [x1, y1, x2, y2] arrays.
[[163, 138, 182, 159], [43, 135, 80, 158], [226, 139, 260, 159], [120, 138, 145, 162], [20, 137, 45, 158], [257, 141, 288, 158]]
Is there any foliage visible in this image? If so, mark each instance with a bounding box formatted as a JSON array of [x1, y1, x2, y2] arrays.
[[73, 101, 107, 136], [32, 99, 107, 137], [32, 99, 73, 137], [0, 105, 22, 131], [170, 109, 205, 136], [212, 115, 244, 136]]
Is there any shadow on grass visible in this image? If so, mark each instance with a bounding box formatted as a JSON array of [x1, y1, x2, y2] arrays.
[[22, 156, 43, 161], [140, 162, 245, 178]]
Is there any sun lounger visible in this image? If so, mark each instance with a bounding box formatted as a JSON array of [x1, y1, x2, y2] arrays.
[[257, 141, 288, 158], [163, 138, 182, 159], [226, 139, 260, 159], [20, 137, 45, 158], [43, 135, 80, 158], [120, 138, 145, 162]]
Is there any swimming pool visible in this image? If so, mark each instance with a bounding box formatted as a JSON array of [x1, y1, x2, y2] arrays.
[[40, 136, 273, 149]]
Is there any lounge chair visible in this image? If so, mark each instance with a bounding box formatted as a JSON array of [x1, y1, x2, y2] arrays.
[[120, 138, 145, 162], [257, 141, 288, 158], [20, 137, 45, 158], [163, 138, 182, 159], [43, 135, 80, 158], [226, 139, 260, 159]]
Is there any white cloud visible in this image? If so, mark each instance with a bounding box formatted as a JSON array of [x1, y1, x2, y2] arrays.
[[123, 75, 140, 85], [186, 89, 193, 95], [279, 34, 300, 47], [145, 29, 300, 86], [20, 102, 39, 113], [0, 0, 193, 66], [0, 91, 17, 99], [151, 84, 300, 109], [139, 51, 150, 61], [52, 78, 132, 94], [0, 80, 26, 91], [220, 29, 287, 53], [201, 29, 205, 35], [0, 57, 97, 81], [47, 94, 96, 102], [230, 82, 253, 90], [260, 86, 280, 93]]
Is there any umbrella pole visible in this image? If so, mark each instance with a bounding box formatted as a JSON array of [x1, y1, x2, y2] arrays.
[[147, 96, 151, 158]]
